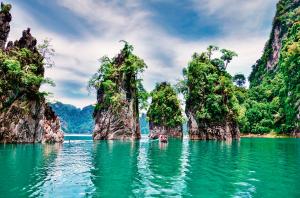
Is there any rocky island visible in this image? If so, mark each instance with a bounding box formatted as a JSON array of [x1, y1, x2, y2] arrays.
[[0, 3, 63, 143], [181, 46, 240, 140], [90, 42, 147, 140], [147, 82, 184, 139]]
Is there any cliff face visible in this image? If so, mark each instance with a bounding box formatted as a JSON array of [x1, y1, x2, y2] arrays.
[[249, 0, 300, 85], [0, 99, 63, 143], [93, 81, 140, 140], [184, 48, 240, 141], [0, 3, 63, 143], [247, 0, 299, 134], [187, 112, 240, 140], [148, 124, 182, 139], [147, 82, 184, 139], [92, 43, 145, 140]]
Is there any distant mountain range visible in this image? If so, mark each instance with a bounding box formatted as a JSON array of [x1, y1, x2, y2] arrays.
[[50, 102, 188, 134], [50, 102, 95, 134], [50, 102, 150, 134]]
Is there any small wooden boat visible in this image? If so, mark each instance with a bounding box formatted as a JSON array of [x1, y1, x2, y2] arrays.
[[159, 135, 168, 143]]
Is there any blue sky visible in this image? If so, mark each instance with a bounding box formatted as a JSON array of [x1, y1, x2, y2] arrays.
[[8, 0, 278, 107]]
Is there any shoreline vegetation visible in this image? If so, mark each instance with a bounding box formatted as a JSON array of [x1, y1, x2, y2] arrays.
[[64, 132, 300, 141], [240, 132, 299, 138]]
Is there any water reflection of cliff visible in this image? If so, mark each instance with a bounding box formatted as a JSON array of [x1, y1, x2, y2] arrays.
[[91, 141, 140, 197], [90, 139, 191, 197], [131, 138, 190, 197], [182, 139, 263, 197]]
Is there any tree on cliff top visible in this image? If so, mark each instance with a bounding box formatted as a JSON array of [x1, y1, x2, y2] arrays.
[[239, 1, 300, 134], [89, 41, 148, 112], [0, 3, 55, 111], [239, 21, 300, 134], [180, 46, 239, 123], [147, 82, 184, 128]]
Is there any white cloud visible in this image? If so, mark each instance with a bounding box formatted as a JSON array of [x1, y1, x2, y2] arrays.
[[6, 0, 274, 107], [191, 0, 277, 35]]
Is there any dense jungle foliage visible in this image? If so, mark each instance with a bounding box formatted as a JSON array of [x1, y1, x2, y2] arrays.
[[240, 0, 300, 134], [147, 82, 184, 128], [0, 37, 54, 112], [177, 45, 240, 124], [89, 41, 148, 113]]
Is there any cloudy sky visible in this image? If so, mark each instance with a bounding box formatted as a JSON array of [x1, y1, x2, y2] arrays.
[[8, 0, 278, 107]]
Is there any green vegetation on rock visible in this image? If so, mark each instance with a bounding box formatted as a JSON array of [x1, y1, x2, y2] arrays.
[[239, 0, 300, 134], [0, 37, 54, 112], [0, 3, 63, 143], [89, 41, 148, 113], [147, 82, 184, 128], [180, 46, 239, 123]]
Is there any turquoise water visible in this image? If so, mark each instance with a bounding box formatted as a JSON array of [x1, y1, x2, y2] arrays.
[[0, 135, 300, 197]]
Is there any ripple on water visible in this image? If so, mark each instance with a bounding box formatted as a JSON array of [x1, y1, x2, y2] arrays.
[[0, 137, 299, 197]]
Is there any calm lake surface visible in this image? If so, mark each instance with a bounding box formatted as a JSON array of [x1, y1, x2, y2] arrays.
[[0, 135, 299, 197]]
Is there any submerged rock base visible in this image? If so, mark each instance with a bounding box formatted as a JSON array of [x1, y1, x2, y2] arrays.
[[93, 105, 140, 140], [188, 113, 240, 141], [149, 124, 182, 139], [292, 131, 300, 138], [0, 99, 63, 143]]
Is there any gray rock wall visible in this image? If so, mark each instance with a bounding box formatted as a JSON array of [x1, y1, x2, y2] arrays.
[[148, 123, 182, 139], [187, 112, 240, 141], [0, 3, 63, 143]]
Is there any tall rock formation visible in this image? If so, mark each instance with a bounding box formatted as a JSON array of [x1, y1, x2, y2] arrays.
[[91, 42, 146, 140], [248, 0, 299, 135], [184, 47, 240, 141], [147, 82, 183, 139], [250, 0, 300, 85], [187, 114, 240, 140], [0, 3, 63, 143]]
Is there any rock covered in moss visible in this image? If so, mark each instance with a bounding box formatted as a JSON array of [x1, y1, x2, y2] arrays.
[[187, 112, 239, 140], [249, 0, 300, 84], [93, 86, 140, 140], [244, 0, 300, 134], [0, 3, 63, 143], [147, 82, 184, 139], [183, 47, 240, 141], [91, 42, 146, 140], [93, 101, 140, 140], [0, 99, 63, 143]]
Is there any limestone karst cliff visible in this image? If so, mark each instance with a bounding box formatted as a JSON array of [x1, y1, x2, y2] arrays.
[[147, 82, 183, 139], [0, 3, 63, 143], [250, 0, 300, 84], [91, 42, 147, 140], [245, 0, 300, 135], [183, 47, 240, 140]]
